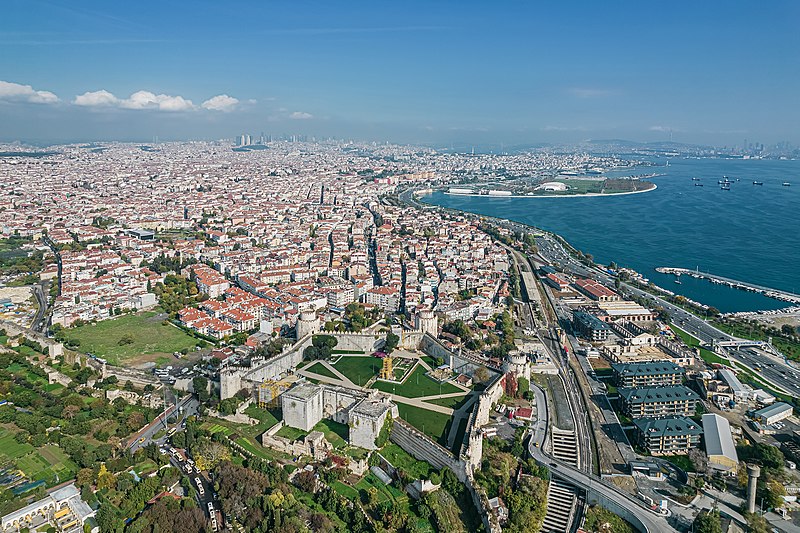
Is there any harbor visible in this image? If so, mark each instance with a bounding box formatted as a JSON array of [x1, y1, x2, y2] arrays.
[[655, 267, 800, 306]]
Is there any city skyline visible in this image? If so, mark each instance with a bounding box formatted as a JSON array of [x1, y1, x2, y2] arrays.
[[1, 0, 799, 146]]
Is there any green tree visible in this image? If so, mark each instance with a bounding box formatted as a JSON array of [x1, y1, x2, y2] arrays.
[[693, 509, 722, 533], [384, 332, 400, 354]]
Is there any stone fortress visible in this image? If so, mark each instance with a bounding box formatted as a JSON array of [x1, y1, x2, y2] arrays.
[[281, 382, 397, 450]]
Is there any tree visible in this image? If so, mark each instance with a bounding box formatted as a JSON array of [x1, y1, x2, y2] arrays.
[[193, 441, 231, 471], [693, 509, 722, 533], [384, 332, 400, 354], [96, 463, 116, 491], [192, 376, 209, 403], [474, 366, 490, 383], [781, 324, 796, 336]]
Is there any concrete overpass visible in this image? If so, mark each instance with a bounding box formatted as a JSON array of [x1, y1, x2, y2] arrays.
[[529, 385, 675, 533]]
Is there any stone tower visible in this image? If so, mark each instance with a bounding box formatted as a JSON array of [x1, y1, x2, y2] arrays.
[[415, 308, 438, 336], [503, 349, 531, 382], [296, 310, 320, 340]]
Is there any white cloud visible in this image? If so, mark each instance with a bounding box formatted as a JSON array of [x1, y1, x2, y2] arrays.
[[0, 80, 59, 104], [201, 94, 239, 112], [120, 90, 194, 111], [289, 111, 313, 120], [73, 90, 119, 107]]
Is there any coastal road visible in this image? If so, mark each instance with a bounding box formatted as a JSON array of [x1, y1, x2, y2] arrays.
[[534, 231, 800, 397]]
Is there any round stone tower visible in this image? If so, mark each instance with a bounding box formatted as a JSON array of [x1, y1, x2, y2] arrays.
[[503, 349, 530, 381], [296, 310, 320, 340], [415, 308, 438, 336]]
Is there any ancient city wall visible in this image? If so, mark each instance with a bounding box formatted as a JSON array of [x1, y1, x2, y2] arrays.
[[389, 419, 466, 481]]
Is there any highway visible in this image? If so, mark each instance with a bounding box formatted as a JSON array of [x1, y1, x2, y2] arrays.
[[533, 231, 800, 398], [529, 384, 674, 533]]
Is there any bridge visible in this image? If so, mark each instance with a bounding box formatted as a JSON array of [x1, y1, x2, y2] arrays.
[[529, 385, 674, 533], [715, 339, 768, 349]]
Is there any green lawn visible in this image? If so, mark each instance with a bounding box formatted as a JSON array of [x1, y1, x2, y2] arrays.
[[396, 404, 452, 445], [305, 362, 339, 380], [332, 481, 360, 500], [372, 365, 462, 398], [379, 443, 434, 480], [311, 419, 349, 449], [0, 430, 77, 486], [243, 405, 281, 432], [424, 394, 470, 409], [355, 472, 408, 504], [333, 356, 381, 386], [670, 324, 727, 366], [275, 425, 309, 442], [61, 311, 199, 364], [663, 454, 695, 473]]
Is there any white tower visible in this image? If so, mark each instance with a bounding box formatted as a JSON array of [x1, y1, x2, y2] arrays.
[[415, 308, 438, 336], [296, 310, 320, 339], [503, 349, 530, 381]]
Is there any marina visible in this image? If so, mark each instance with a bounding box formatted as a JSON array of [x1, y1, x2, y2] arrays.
[[655, 267, 800, 306]]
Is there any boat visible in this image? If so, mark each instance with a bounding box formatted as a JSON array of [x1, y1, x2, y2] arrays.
[[721, 185, 731, 190], [694, 183, 703, 187], [692, 177, 701, 181], [675, 279, 682, 284], [753, 181, 763, 185], [783, 182, 791, 186]]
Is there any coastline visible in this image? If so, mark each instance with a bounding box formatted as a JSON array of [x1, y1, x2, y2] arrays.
[[436, 183, 657, 199]]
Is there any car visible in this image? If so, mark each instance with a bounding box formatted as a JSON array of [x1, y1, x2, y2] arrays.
[[138, 437, 146, 443]]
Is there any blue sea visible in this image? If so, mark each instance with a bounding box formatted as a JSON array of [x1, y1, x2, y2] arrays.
[[423, 158, 800, 313]]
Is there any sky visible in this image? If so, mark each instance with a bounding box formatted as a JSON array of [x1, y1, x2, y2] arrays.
[[1, 1, 798, 147]]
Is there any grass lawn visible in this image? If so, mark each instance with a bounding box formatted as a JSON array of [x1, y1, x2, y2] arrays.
[[332, 481, 360, 500], [424, 394, 469, 409], [0, 430, 77, 486], [663, 454, 696, 473], [305, 362, 339, 380], [311, 419, 349, 449], [372, 365, 462, 398], [61, 310, 199, 365], [333, 356, 380, 386], [275, 425, 309, 442], [379, 443, 434, 480], [355, 472, 408, 505], [234, 436, 290, 461], [670, 324, 727, 366], [243, 405, 281, 432], [396, 404, 452, 445], [0, 428, 34, 459]]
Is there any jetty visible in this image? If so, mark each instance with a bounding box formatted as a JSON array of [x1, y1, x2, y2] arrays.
[[655, 267, 800, 305]]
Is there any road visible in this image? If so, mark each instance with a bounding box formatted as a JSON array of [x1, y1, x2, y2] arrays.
[[534, 231, 800, 397], [128, 396, 199, 452], [167, 444, 221, 528], [528, 384, 674, 533], [30, 281, 50, 333]]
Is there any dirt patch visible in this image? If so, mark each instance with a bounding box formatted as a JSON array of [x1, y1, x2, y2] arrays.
[[0, 286, 34, 303], [608, 475, 637, 495]]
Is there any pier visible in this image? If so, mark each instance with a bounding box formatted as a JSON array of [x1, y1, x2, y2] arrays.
[[655, 267, 800, 305]]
